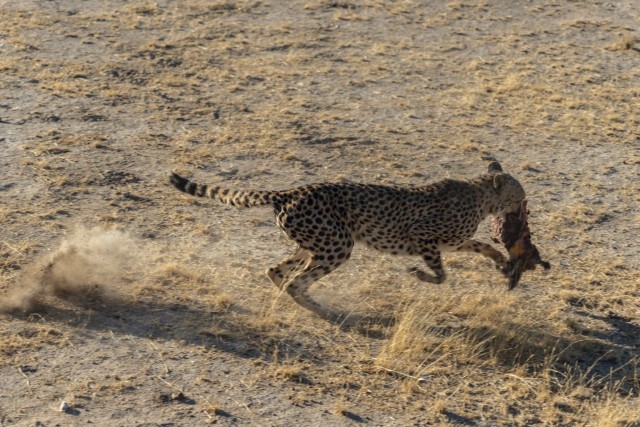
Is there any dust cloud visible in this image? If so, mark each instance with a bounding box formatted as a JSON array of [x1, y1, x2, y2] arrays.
[[1, 227, 139, 314]]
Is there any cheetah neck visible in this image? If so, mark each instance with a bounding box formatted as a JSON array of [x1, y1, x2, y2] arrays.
[[472, 175, 501, 217]]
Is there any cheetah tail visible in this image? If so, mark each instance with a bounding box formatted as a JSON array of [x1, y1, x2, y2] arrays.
[[169, 172, 277, 208]]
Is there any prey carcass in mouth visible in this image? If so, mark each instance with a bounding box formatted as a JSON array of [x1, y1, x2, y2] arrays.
[[492, 200, 551, 289]]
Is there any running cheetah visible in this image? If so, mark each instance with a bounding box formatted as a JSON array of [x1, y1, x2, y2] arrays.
[[170, 161, 526, 321]]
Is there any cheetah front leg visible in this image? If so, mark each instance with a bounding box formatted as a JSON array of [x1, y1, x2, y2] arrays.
[[408, 241, 447, 284], [455, 239, 507, 272]]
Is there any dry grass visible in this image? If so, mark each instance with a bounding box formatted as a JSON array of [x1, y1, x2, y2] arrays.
[[1, 227, 638, 425], [373, 286, 639, 424]]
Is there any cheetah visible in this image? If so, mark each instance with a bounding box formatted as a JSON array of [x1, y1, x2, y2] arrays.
[[170, 161, 526, 321]]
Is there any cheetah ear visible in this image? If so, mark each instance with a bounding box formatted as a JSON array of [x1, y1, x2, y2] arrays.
[[488, 161, 503, 174], [493, 173, 506, 192]]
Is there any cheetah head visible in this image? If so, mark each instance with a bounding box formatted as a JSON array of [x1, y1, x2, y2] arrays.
[[488, 162, 526, 214]]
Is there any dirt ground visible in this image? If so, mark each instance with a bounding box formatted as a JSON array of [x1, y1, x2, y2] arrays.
[[1, 0, 639, 425]]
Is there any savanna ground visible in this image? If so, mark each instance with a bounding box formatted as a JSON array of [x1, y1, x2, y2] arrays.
[[1, 0, 639, 425]]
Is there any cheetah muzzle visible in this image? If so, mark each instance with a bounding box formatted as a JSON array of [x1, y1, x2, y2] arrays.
[[170, 161, 538, 322]]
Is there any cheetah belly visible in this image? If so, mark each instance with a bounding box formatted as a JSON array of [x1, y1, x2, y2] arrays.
[[357, 233, 413, 255], [349, 216, 413, 255], [433, 219, 481, 252]]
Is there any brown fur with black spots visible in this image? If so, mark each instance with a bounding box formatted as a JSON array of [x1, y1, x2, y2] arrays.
[[170, 161, 526, 321]]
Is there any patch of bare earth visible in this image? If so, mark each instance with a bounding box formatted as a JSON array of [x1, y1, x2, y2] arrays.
[[1, 0, 639, 425]]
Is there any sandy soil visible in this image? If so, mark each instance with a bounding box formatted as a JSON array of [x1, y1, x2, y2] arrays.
[[1, 0, 639, 425]]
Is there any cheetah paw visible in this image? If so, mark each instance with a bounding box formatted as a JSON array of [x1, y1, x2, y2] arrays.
[[407, 267, 438, 283]]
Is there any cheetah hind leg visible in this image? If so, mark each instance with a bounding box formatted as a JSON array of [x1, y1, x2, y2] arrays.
[[280, 252, 350, 322], [408, 247, 447, 284], [266, 248, 311, 290]]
